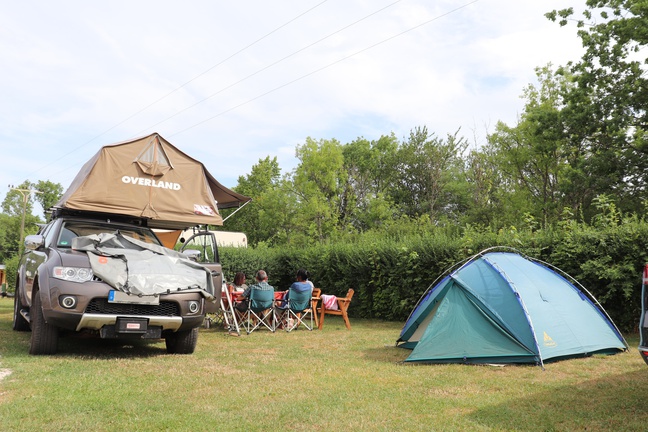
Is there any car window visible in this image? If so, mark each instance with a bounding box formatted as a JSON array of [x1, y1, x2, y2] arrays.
[[57, 220, 161, 248], [180, 232, 219, 263], [40, 223, 56, 246]]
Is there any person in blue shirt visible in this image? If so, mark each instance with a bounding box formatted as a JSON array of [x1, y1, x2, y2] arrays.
[[284, 268, 312, 302]]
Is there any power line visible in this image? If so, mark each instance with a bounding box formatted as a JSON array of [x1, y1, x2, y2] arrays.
[[169, 0, 481, 137], [28, 0, 331, 181], [131, 0, 405, 137], [35, 0, 481, 184]]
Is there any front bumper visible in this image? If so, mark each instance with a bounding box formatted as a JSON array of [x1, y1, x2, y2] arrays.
[[42, 279, 205, 333]]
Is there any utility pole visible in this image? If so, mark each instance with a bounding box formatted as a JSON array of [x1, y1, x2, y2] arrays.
[[8, 185, 41, 255]]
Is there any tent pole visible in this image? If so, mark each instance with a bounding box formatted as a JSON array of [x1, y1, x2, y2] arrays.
[[485, 257, 546, 369], [222, 200, 251, 223], [533, 257, 629, 350]]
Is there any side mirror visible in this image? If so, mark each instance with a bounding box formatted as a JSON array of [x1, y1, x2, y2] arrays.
[[25, 234, 44, 251], [182, 249, 201, 262]]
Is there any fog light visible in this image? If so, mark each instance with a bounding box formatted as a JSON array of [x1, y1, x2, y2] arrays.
[[60, 295, 77, 309], [188, 300, 200, 314]]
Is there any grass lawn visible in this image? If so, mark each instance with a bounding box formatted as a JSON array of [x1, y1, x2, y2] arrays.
[[1, 297, 648, 431]]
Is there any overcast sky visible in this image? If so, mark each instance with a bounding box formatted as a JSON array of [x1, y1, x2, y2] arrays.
[[0, 0, 584, 209]]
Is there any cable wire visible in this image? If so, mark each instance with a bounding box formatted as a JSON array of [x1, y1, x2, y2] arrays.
[[169, 1, 480, 137], [27, 0, 330, 181]]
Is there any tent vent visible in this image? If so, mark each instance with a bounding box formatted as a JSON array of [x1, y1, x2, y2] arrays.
[[134, 135, 173, 176]]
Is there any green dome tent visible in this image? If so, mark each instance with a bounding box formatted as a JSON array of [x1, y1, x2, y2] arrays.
[[396, 249, 627, 367]]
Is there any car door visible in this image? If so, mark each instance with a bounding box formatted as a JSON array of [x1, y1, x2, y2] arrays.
[[179, 230, 222, 297]]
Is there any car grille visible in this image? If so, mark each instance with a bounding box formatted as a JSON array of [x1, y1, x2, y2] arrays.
[[85, 298, 180, 316]]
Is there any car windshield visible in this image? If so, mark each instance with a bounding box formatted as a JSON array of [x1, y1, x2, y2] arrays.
[[56, 220, 161, 248]]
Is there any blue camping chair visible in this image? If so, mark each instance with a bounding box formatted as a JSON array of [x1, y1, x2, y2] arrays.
[[239, 286, 275, 334], [275, 286, 314, 331]]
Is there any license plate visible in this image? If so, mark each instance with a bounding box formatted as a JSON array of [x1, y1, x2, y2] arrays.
[[116, 317, 148, 333], [108, 290, 159, 305]]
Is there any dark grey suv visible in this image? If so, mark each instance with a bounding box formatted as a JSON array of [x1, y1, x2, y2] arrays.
[[13, 210, 220, 355]]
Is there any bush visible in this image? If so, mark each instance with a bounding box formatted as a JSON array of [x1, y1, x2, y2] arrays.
[[219, 218, 648, 333]]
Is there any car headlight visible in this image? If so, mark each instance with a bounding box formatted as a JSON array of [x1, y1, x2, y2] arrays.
[[53, 266, 94, 283], [187, 300, 200, 314]]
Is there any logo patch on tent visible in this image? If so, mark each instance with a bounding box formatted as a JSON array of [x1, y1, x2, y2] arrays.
[[543, 331, 556, 347], [194, 204, 216, 216]]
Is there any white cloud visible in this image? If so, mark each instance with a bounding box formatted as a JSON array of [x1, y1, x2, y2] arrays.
[[0, 0, 583, 203]]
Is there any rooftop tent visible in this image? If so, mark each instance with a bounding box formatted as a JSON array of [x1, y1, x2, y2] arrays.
[[397, 249, 627, 367], [54, 133, 251, 230]]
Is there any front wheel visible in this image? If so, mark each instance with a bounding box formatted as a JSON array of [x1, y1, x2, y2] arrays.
[[29, 291, 59, 355], [165, 328, 198, 354], [12, 286, 30, 332]]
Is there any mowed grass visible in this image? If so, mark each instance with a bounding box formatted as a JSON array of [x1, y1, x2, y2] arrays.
[[1, 297, 648, 431]]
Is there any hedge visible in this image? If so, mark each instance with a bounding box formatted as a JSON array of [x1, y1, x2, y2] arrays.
[[6, 219, 646, 333], [220, 220, 648, 333]]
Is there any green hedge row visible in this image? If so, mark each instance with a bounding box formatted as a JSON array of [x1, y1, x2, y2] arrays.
[[5, 219, 645, 333], [220, 221, 648, 333]]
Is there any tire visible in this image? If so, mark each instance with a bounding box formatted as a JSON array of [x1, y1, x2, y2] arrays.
[[165, 328, 198, 354], [12, 286, 30, 332], [29, 291, 59, 355]]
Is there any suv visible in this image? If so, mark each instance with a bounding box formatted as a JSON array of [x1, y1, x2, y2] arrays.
[[12, 210, 221, 355]]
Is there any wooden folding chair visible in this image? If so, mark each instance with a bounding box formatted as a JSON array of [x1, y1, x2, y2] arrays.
[[317, 288, 354, 330], [311, 288, 321, 328]]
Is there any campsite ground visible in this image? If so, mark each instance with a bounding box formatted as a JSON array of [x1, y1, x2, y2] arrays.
[[0, 297, 647, 431]]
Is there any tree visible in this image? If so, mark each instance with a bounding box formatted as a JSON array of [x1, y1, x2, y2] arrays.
[[3, 181, 36, 217], [341, 134, 399, 231], [391, 127, 468, 222], [462, 144, 506, 227], [487, 66, 572, 228], [547, 1, 648, 216], [2, 181, 42, 259], [34, 180, 64, 218], [223, 156, 285, 246], [291, 137, 345, 243]]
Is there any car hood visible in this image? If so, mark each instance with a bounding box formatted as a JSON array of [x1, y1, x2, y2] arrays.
[[72, 232, 215, 299]]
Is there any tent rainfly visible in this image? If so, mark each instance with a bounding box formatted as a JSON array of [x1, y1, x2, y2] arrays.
[[396, 250, 628, 367], [54, 133, 251, 230]]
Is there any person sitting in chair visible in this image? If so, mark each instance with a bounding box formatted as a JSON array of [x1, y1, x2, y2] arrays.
[[235, 269, 274, 312], [277, 268, 314, 329], [284, 268, 313, 302], [231, 271, 248, 293]]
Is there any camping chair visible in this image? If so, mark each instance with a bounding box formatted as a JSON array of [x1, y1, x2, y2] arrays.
[[203, 282, 225, 328], [317, 288, 354, 330], [239, 286, 276, 334], [275, 287, 315, 331]]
